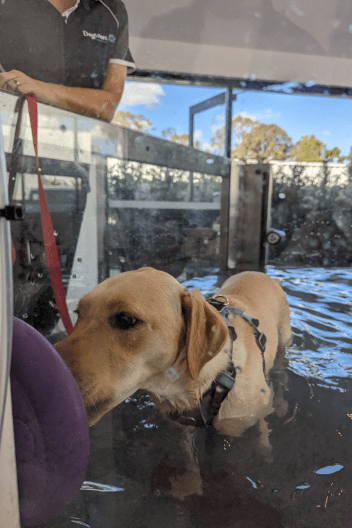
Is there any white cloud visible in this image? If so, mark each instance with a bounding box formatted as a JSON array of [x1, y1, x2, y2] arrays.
[[211, 109, 280, 131], [261, 109, 281, 119], [238, 109, 281, 121], [119, 82, 166, 109], [194, 130, 204, 141], [210, 113, 225, 134], [323, 130, 330, 135], [200, 142, 217, 153], [237, 110, 259, 121], [210, 124, 222, 134], [215, 113, 225, 124]]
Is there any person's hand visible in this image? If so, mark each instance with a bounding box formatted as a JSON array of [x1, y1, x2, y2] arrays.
[[0, 69, 18, 93], [0, 70, 54, 104], [0, 64, 127, 121]]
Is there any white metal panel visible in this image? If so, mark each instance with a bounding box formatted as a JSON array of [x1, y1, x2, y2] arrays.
[[0, 96, 13, 442], [62, 160, 100, 329], [0, 98, 20, 528], [0, 385, 21, 528]]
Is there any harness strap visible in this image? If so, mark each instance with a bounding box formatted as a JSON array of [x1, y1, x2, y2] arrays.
[[169, 323, 237, 428], [26, 95, 74, 335], [169, 294, 268, 429], [169, 302, 238, 428], [218, 305, 267, 372], [208, 297, 267, 371], [199, 314, 237, 426], [200, 297, 267, 426]]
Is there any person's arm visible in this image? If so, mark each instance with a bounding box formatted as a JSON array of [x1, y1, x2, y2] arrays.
[[0, 62, 127, 122]]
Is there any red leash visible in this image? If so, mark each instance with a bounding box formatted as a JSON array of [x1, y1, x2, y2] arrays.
[[26, 95, 74, 335]]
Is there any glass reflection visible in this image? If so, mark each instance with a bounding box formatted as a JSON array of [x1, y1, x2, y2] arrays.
[[2, 69, 352, 528]]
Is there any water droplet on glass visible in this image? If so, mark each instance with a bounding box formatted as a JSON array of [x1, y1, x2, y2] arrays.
[[70, 518, 90, 527], [314, 464, 344, 475], [80, 481, 124, 493], [296, 483, 310, 490], [246, 477, 257, 488]]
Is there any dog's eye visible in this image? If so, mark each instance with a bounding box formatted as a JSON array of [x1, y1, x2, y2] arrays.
[[73, 308, 80, 317], [108, 312, 141, 330]]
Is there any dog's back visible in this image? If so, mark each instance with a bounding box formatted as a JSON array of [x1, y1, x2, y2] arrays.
[[216, 271, 292, 351], [212, 272, 291, 439]]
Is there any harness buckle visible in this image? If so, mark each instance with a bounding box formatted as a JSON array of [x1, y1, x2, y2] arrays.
[[216, 370, 236, 392], [257, 332, 267, 352]]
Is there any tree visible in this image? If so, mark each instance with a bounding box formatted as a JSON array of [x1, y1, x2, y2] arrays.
[[160, 127, 200, 148], [209, 114, 260, 155], [112, 110, 153, 134], [160, 127, 189, 146], [232, 122, 291, 162], [346, 147, 352, 165], [324, 147, 345, 163], [290, 135, 325, 162], [208, 114, 291, 161]]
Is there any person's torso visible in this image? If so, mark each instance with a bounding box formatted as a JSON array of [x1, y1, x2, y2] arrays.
[[0, 0, 122, 88]]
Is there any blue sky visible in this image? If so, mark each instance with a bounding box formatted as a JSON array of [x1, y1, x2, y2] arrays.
[[119, 81, 352, 157]]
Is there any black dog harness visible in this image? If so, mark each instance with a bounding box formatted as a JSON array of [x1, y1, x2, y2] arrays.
[[170, 295, 267, 428]]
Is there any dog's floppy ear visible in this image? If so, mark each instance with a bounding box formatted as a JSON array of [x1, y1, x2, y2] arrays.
[[181, 289, 228, 380]]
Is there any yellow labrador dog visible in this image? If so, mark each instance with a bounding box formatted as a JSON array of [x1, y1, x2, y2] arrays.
[[55, 268, 291, 438]]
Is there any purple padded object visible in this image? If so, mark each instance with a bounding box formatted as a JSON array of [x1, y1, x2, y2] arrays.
[[10, 317, 90, 527]]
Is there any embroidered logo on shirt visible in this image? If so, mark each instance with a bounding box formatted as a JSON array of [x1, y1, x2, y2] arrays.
[[82, 30, 114, 43]]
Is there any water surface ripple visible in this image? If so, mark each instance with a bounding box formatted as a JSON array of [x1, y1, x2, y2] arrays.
[[183, 267, 352, 390]]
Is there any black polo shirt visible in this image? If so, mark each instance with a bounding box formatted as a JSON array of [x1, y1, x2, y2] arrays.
[[0, 0, 135, 89]]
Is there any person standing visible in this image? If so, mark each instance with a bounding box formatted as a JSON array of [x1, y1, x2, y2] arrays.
[[0, 0, 135, 121]]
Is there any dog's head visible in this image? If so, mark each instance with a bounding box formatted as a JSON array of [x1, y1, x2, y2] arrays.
[[55, 267, 228, 425]]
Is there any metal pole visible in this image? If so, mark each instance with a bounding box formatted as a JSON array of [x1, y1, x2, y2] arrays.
[[189, 109, 194, 201], [259, 168, 273, 271], [189, 109, 194, 149], [225, 87, 233, 159]]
